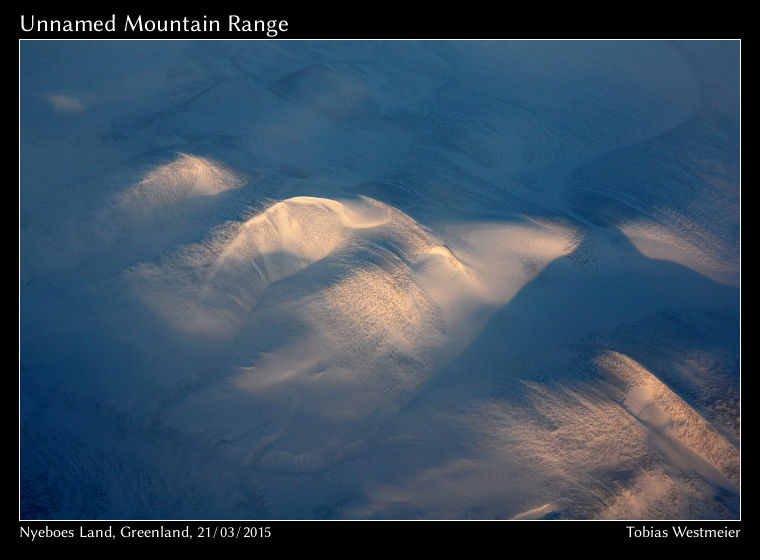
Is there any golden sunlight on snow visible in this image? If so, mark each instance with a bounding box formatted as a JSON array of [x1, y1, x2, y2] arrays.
[[117, 153, 245, 217], [618, 220, 739, 286]]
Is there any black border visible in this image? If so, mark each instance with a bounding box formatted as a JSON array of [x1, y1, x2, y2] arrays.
[[15, 7, 743, 39], [17, 5, 742, 547], [15, 520, 746, 545]]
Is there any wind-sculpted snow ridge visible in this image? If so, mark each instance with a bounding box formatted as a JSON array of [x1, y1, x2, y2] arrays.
[[27, 153, 249, 278], [116, 152, 246, 218], [20, 41, 739, 520], [596, 351, 739, 489], [618, 219, 738, 286], [343, 301, 739, 520], [565, 105, 739, 286], [132, 195, 458, 338], [133, 195, 576, 342], [129, 195, 580, 477]]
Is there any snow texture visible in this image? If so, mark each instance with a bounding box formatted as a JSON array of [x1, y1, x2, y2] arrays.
[[20, 40, 739, 520]]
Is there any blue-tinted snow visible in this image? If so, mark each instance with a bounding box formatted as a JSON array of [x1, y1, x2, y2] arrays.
[[20, 40, 739, 520]]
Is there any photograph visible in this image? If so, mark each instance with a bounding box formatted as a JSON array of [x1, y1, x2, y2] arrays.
[[19, 34, 740, 533]]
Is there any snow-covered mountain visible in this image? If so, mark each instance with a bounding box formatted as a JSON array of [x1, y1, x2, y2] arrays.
[[19, 40, 739, 519]]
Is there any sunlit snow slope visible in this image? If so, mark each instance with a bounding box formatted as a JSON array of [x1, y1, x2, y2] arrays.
[[20, 40, 739, 519]]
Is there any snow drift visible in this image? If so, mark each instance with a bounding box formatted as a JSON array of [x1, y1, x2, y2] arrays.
[[20, 40, 739, 520]]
